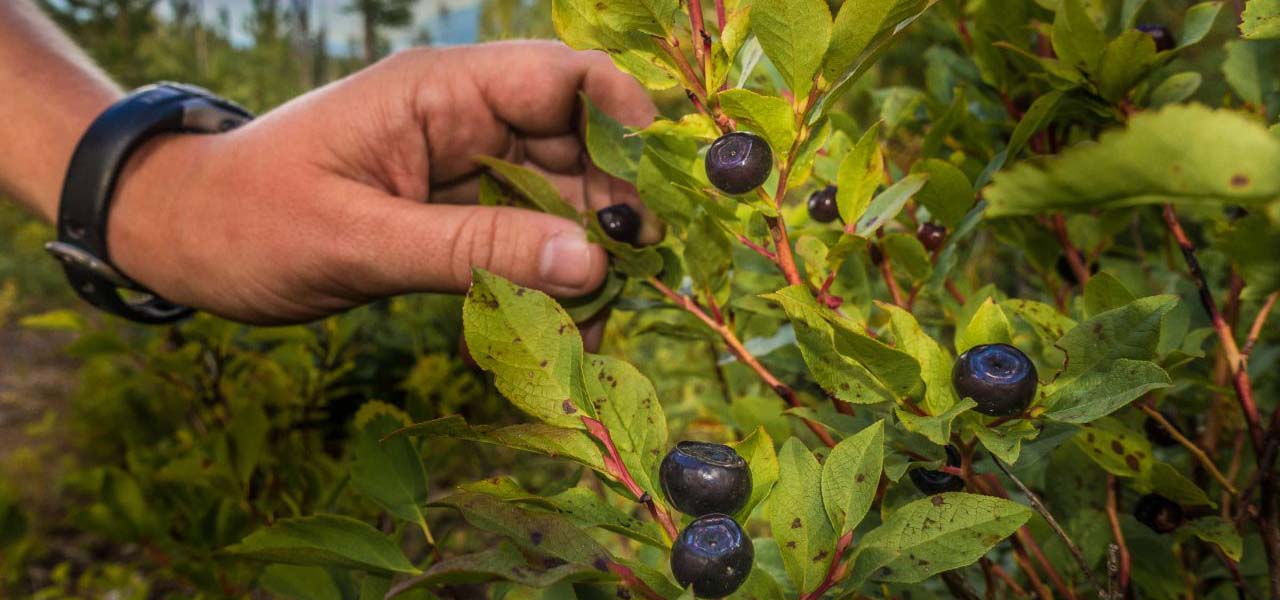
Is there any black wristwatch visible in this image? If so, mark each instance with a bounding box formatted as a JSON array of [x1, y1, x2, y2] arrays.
[[46, 83, 253, 324]]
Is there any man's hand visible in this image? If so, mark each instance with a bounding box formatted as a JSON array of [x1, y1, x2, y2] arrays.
[[106, 42, 657, 324]]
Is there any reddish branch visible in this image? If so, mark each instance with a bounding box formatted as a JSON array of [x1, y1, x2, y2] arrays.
[[1051, 213, 1091, 286], [1243, 291, 1278, 356], [647, 277, 838, 448], [1105, 475, 1131, 594], [798, 531, 855, 600], [607, 561, 667, 600], [581, 416, 680, 541]]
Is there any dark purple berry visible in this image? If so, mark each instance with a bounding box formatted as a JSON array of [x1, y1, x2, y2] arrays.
[[952, 344, 1038, 417], [1134, 494, 1184, 534], [909, 445, 966, 495], [660, 442, 752, 517], [807, 186, 840, 223], [670, 514, 754, 598], [1137, 24, 1176, 52], [917, 222, 947, 252], [705, 132, 773, 195], [1055, 255, 1100, 287], [597, 204, 641, 245]]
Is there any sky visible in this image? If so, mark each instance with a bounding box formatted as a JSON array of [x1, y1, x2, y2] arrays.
[[162, 0, 483, 52]]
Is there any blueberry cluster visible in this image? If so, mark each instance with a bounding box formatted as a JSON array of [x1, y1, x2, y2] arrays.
[[660, 442, 754, 598]]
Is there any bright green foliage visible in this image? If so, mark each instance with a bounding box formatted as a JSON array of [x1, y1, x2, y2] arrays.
[[7, 0, 1280, 598]]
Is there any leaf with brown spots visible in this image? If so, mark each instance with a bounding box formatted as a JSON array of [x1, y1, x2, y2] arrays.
[[767, 438, 837, 594], [463, 269, 596, 428], [821, 420, 884, 535], [729, 427, 780, 521], [846, 493, 1031, 585], [1070, 417, 1153, 478]]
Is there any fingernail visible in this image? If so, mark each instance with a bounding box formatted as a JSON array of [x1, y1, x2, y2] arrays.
[[540, 229, 596, 289]]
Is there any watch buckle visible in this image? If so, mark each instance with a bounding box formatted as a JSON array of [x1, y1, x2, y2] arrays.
[[44, 241, 138, 290]]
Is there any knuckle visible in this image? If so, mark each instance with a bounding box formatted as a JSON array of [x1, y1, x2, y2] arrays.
[[451, 209, 503, 287]]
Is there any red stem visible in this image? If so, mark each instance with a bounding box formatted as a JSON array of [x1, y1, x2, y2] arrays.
[[1106, 475, 1131, 594], [607, 562, 666, 600], [581, 416, 680, 541], [738, 234, 778, 262], [715, 0, 726, 31], [798, 531, 855, 600]]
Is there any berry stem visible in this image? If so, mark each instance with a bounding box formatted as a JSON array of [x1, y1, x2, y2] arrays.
[[992, 458, 1103, 595], [688, 0, 708, 79], [1135, 402, 1238, 495], [738, 234, 778, 262], [983, 558, 1030, 598], [798, 530, 854, 600], [714, 0, 727, 32], [1105, 475, 1131, 595], [580, 416, 681, 541], [647, 277, 838, 448], [874, 237, 908, 308]]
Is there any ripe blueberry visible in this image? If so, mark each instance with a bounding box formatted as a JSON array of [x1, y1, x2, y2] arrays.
[[917, 222, 947, 252], [660, 441, 752, 517], [909, 445, 966, 495], [670, 514, 754, 598], [1143, 412, 1183, 448], [597, 204, 641, 245], [807, 186, 840, 223], [705, 132, 773, 195], [952, 343, 1038, 417], [1136, 24, 1176, 52], [1134, 494, 1184, 534]]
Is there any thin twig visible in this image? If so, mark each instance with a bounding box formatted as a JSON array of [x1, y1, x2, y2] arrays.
[[648, 277, 838, 448], [1105, 476, 1130, 595], [1136, 403, 1238, 495], [1242, 291, 1278, 356], [582, 416, 680, 541], [994, 458, 1102, 594], [799, 531, 855, 600], [738, 234, 777, 262], [941, 571, 983, 600]]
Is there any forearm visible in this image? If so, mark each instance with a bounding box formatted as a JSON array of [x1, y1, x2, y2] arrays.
[[0, 0, 121, 223]]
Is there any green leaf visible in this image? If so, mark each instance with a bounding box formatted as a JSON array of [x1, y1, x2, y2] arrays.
[[562, 270, 626, 323], [854, 174, 929, 235], [767, 438, 837, 594], [583, 94, 643, 182], [1216, 214, 1280, 298], [718, 89, 798, 163], [1243, 0, 1280, 39], [836, 124, 885, 223], [258, 566, 343, 600], [1007, 90, 1064, 159], [821, 420, 884, 534], [461, 477, 665, 548], [430, 492, 613, 567], [389, 415, 607, 473], [730, 428, 781, 521], [686, 212, 734, 294], [225, 515, 420, 576], [848, 493, 1032, 584], [751, 0, 832, 100], [596, 0, 682, 37], [1053, 0, 1106, 72], [1223, 39, 1280, 106], [553, 0, 679, 90], [969, 418, 1040, 464], [350, 402, 429, 526], [1043, 359, 1171, 423], [1054, 295, 1178, 381], [1180, 2, 1224, 48], [896, 399, 977, 445], [1149, 72, 1203, 108], [1002, 299, 1077, 349], [1083, 271, 1138, 319], [763, 286, 898, 404], [19, 309, 86, 332], [910, 159, 974, 227], [474, 157, 579, 221], [823, 0, 928, 81], [1096, 30, 1158, 103], [582, 354, 668, 498], [1071, 417, 1153, 478], [1181, 517, 1243, 561], [881, 233, 932, 281], [463, 269, 593, 428], [881, 302, 961, 414], [1141, 462, 1214, 508], [985, 105, 1280, 216], [955, 298, 1013, 354], [391, 542, 606, 591]]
